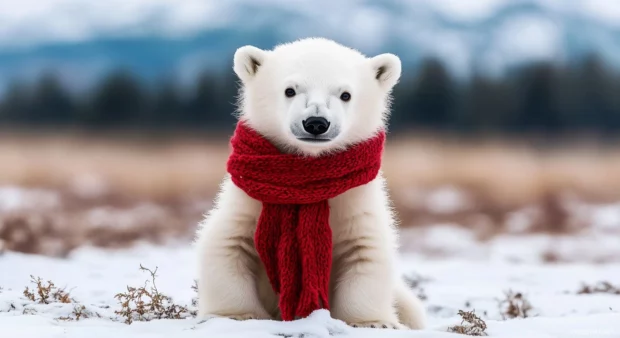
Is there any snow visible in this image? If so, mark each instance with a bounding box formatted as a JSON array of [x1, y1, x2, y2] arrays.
[[588, 203, 620, 231], [0, 186, 61, 212], [1, 239, 619, 338], [424, 187, 471, 214], [1, 185, 619, 336], [400, 225, 620, 264], [85, 204, 171, 229]]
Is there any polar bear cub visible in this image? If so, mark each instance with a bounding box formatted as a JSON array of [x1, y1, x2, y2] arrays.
[[196, 37, 426, 329]]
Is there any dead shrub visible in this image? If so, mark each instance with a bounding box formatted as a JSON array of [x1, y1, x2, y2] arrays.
[[57, 305, 100, 321], [23, 275, 74, 304], [498, 290, 533, 319], [114, 264, 193, 324], [448, 310, 488, 336], [577, 281, 620, 295]]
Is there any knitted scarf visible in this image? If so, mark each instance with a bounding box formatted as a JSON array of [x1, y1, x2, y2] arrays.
[[226, 121, 385, 321]]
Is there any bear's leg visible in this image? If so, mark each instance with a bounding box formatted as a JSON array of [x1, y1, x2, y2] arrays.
[[330, 214, 405, 329], [196, 179, 271, 321]]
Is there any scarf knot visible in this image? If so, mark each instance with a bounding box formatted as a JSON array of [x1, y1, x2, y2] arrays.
[[226, 121, 385, 321]]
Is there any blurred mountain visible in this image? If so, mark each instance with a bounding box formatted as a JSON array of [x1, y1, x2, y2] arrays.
[[0, 0, 619, 93]]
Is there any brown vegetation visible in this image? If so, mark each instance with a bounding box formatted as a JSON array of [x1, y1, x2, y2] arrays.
[[8, 268, 196, 323], [448, 310, 488, 336], [23, 275, 74, 304], [497, 290, 533, 319], [4, 133, 620, 206], [57, 305, 96, 321], [114, 264, 195, 324], [577, 281, 620, 295], [1, 134, 619, 256]]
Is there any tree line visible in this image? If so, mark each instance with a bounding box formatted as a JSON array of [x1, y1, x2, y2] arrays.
[[1, 54, 619, 137]]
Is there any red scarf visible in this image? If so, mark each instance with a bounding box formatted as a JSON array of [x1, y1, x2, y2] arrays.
[[226, 121, 385, 321]]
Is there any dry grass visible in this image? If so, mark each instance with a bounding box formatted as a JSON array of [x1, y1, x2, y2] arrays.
[[2, 133, 620, 205], [0, 133, 227, 200], [114, 264, 195, 324], [577, 281, 620, 295], [1, 133, 620, 256], [23, 275, 74, 304], [10, 268, 195, 323], [58, 305, 100, 322], [448, 310, 488, 336], [386, 134, 620, 207], [20, 275, 100, 320], [497, 290, 533, 319]]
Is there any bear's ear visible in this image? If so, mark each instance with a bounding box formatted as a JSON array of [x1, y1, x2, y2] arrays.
[[369, 53, 402, 90], [233, 45, 267, 83]]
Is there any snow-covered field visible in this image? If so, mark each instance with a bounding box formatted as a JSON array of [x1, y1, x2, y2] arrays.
[[1, 236, 619, 338], [1, 182, 620, 337]]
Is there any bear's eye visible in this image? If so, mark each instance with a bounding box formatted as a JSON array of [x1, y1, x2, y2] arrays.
[[340, 92, 351, 102], [285, 88, 296, 98]]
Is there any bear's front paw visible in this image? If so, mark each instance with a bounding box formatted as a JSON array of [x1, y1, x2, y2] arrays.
[[348, 321, 408, 330]]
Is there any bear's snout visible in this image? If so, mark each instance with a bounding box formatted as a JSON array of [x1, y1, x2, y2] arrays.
[[302, 117, 330, 135]]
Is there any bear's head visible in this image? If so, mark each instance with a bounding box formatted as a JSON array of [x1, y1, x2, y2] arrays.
[[233, 37, 401, 156]]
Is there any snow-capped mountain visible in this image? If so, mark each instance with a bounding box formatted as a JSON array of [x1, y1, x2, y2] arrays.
[[0, 0, 619, 92]]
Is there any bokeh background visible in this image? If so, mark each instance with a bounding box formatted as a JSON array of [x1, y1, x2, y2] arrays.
[[1, 0, 620, 261]]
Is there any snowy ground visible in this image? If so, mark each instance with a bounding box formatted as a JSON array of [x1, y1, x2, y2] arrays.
[[1, 238, 619, 338], [2, 184, 620, 337]]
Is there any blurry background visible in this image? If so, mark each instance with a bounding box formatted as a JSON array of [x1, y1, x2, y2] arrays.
[[1, 0, 619, 261]]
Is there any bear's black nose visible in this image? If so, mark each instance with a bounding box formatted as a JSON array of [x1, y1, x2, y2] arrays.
[[302, 117, 330, 135]]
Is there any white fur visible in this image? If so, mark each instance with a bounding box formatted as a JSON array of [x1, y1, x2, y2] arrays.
[[196, 37, 426, 329]]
